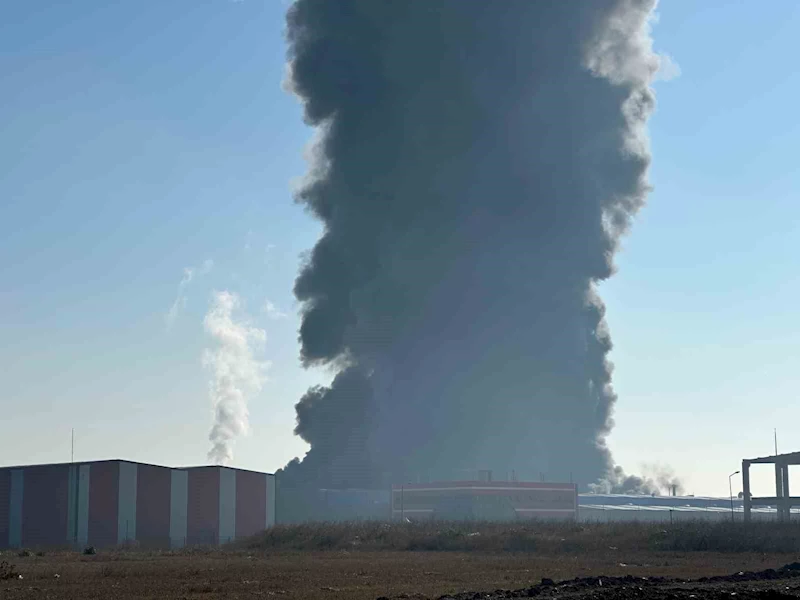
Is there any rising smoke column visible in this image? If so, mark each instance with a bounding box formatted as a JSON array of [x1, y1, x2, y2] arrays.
[[204, 291, 267, 465], [281, 0, 662, 489]]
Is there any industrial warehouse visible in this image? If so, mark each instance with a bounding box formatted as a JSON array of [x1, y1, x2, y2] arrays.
[[3, 456, 798, 550], [391, 480, 579, 521], [0, 460, 275, 550]]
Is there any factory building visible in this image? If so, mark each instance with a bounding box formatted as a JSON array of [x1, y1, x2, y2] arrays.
[[0, 460, 275, 550], [184, 465, 276, 545], [391, 480, 579, 521]]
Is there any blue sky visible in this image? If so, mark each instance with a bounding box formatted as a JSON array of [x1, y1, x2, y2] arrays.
[[1, 1, 799, 497]]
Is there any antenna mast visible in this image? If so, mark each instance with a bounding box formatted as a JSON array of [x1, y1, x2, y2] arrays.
[[775, 428, 779, 456]]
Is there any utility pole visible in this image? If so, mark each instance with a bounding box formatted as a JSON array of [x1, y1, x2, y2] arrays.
[[775, 428, 779, 456], [71, 429, 74, 463], [729, 470, 740, 522]]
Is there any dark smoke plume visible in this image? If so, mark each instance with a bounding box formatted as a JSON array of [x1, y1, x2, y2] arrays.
[[280, 0, 663, 490], [590, 464, 685, 496]]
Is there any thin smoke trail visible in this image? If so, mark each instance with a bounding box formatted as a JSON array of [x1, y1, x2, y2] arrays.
[[166, 259, 214, 330]]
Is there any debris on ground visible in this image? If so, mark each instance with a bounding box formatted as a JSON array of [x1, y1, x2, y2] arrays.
[[0, 561, 20, 581], [423, 563, 800, 600]]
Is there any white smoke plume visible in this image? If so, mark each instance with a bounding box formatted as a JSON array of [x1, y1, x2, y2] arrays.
[[203, 290, 268, 464]]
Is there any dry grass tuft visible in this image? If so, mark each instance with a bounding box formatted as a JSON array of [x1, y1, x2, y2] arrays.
[[242, 520, 800, 554]]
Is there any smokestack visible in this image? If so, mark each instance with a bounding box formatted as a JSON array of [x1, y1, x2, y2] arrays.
[[280, 0, 664, 490]]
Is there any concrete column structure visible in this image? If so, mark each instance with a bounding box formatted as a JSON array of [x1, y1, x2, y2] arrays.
[[775, 463, 784, 522], [781, 463, 791, 522], [742, 461, 751, 523], [743, 452, 799, 523]]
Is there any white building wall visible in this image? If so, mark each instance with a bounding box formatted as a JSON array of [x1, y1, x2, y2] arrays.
[[77, 465, 90, 547], [218, 468, 236, 544], [117, 462, 138, 544], [8, 469, 24, 548], [265, 474, 276, 527], [169, 469, 188, 548]]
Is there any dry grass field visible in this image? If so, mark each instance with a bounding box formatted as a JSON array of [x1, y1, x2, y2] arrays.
[[2, 522, 800, 599]]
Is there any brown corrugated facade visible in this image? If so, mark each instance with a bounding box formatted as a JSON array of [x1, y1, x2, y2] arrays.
[[88, 461, 119, 548], [187, 467, 220, 546], [0, 460, 275, 550], [22, 465, 71, 547], [135, 464, 172, 548], [0, 470, 9, 546], [236, 469, 267, 539]]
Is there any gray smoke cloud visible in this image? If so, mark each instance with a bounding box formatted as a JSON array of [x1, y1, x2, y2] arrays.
[[280, 0, 664, 490], [589, 464, 685, 496]]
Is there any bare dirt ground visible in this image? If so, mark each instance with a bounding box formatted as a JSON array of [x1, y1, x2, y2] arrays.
[[2, 550, 800, 600]]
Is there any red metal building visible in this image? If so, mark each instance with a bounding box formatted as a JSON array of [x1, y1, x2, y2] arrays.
[[391, 480, 578, 521], [0, 460, 275, 549], [183, 466, 275, 546]]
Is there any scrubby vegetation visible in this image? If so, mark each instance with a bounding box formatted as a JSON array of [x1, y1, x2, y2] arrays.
[[243, 520, 800, 554]]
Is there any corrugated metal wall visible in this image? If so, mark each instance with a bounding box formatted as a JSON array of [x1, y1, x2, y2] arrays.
[[9, 470, 23, 548], [88, 461, 119, 548], [136, 464, 171, 548], [266, 473, 276, 527], [236, 469, 266, 539], [0, 469, 9, 548], [23, 465, 71, 547], [117, 462, 137, 544], [218, 468, 236, 544], [187, 467, 220, 546], [169, 469, 188, 548], [0, 461, 275, 549]]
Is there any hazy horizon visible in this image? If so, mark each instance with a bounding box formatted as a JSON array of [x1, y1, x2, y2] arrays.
[[2, 1, 800, 498]]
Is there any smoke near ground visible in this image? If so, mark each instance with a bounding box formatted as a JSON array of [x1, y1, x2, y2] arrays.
[[590, 464, 685, 496], [280, 0, 665, 490], [204, 291, 267, 465]]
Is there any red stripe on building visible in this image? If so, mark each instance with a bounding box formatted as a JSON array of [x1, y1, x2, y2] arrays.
[[393, 488, 576, 495], [22, 465, 70, 547], [394, 481, 576, 490], [235, 470, 266, 539], [136, 464, 171, 548], [187, 468, 220, 545], [88, 462, 119, 547], [0, 470, 9, 548]]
